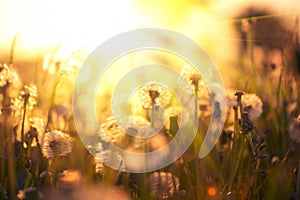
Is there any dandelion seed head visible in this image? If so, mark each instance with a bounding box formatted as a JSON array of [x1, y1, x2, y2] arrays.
[[177, 65, 206, 94], [20, 84, 38, 110], [29, 117, 44, 136], [29, 117, 45, 146], [147, 171, 180, 200], [94, 149, 124, 173], [0, 64, 19, 88], [180, 65, 201, 86], [88, 143, 105, 173], [11, 97, 22, 111], [42, 130, 73, 159], [242, 93, 263, 120], [138, 83, 171, 109], [227, 89, 263, 120], [99, 117, 126, 144], [94, 158, 105, 174]]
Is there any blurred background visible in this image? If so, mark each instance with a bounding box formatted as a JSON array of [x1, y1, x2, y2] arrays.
[[1, 0, 299, 83], [1, 1, 300, 199]]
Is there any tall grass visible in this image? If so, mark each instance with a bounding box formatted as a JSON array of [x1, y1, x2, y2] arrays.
[[0, 11, 299, 200]]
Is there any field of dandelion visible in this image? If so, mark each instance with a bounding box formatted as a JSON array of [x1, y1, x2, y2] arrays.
[[0, 0, 300, 200]]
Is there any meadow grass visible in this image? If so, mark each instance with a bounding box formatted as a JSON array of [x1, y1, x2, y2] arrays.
[[0, 11, 299, 200]]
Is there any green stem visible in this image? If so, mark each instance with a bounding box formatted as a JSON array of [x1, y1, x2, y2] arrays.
[[193, 86, 201, 199], [228, 106, 241, 192], [20, 99, 28, 160], [151, 105, 155, 128]]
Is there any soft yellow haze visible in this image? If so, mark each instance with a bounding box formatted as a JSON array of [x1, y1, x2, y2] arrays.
[[0, 0, 299, 93], [0, 0, 141, 61]]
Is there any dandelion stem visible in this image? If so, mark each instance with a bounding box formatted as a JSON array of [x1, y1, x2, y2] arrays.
[[151, 105, 155, 127], [193, 85, 201, 199], [4, 115, 16, 199], [20, 98, 28, 160]]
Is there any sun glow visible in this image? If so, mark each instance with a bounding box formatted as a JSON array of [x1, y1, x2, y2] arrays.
[[0, 0, 141, 58]]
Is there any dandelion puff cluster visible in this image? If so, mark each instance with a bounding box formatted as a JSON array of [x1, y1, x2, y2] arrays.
[[99, 117, 126, 144], [0, 64, 19, 88], [29, 117, 45, 145], [29, 117, 44, 136], [177, 65, 206, 94], [94, 149, 124, 173], [241, 93, 263, 120], [138, 82, 171, 109], [227, 89, 263, 120], [147, 171, 180, 200], [20, 84, 38, 110], [42, 130, 73, 159], [11, 84, 38, 113]]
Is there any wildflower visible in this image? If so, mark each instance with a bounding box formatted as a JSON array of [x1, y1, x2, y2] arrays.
[[99, 115, 150, 144], [21, 118, 44, 148], [11, 84, 38, 115], [227, 89, 263, 120], [178, 65, 201, 88], [29, 117, 44, 137], [242, 93, 263, 120], [88, 142, 105, 173], [0, 63, 19, 88], [10, 96, 23, 117], [138, 82, 171, 109], [42, 130, 73, 159], [147, 171, 180, 200], [288, 114, 300, 144], [94, 158, 105, 174], [177, 65, 207, 94], [94, 149, 124, 172], [20, 84, 37, 110], [99, 117, 126, 144], [87, 142, 104, 154]]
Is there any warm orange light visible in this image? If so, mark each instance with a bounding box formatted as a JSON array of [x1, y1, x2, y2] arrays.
[[207, 186, 217, 196]]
